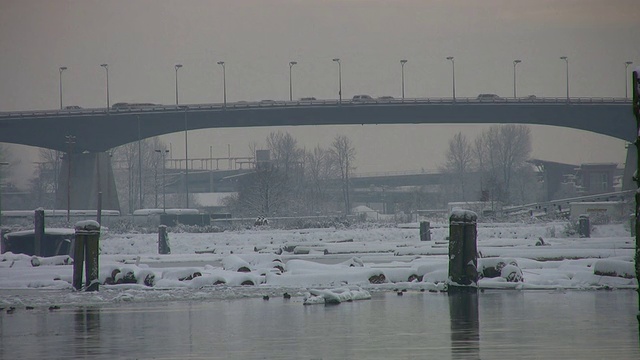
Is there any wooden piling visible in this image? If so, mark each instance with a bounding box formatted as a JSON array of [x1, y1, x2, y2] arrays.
[[158, 225, 171, 254], [448, 210, 478, 292], [73, 220, 101, 291], [578, 214, 590, 238], [419, 221, 431, 241], [34, 208, 45, 257]]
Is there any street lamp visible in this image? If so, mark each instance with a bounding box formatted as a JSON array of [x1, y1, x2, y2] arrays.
[[174, 64, 183, 105], [0, 162, 8, 227], [333, 58, 342, 103], [513, 59, 522, 99], [59, 66, 68, 109], [560, 56, 569, 101], [289, 61, 297, 101], [65, 135, 76, 222], [155, 149, 169, 212], [400, 59, 408, 99], [446, 57, 455, 101], [100, 64, 110, 110], [217, 61, 226, 107], [625, 61, 634, 99]]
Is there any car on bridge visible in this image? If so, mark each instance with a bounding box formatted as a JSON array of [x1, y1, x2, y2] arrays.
[[352, 94, 375, 102], [299, 97, 317, 101], [377, 96, 394, 101], [477, 93, 501, 101], [64, 105, 82, 110]]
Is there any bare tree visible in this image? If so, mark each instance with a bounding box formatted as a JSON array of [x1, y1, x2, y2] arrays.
[[304, 145, 337, 214], [442, 132, 474, 201], [331, 134, 356, 216], [266, 131, 304, 177], [29, 149, 63, 208], [474, 125, 532, 204], [113, 137, 166, 213]]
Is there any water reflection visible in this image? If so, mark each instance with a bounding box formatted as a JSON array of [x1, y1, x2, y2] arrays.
[[449, 292, 480, 359], [73, 307, 101, 358], [0, 291, 637, 359]]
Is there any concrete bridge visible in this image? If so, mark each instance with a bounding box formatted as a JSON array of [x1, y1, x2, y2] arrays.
[[0, 97, 633, 152], [0, 97, 634, 212]]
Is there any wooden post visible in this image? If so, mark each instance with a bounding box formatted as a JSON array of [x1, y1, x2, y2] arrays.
[[74, 220, 101, 291], [34, 208, 45, 256], [72, 230, 85, 291], [0, 227, 7, 254], [448, 210, 478, 292], [630, 214, 636, 237], [158, 225, 171, 254], [632, 68, 640, 322], [578, 214, 590, 238], [420, 221, 431, 241]]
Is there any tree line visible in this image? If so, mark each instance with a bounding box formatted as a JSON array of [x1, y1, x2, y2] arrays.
[[440, 124, 541, 206]]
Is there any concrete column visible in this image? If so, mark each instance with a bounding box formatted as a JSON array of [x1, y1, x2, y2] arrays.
[[420, 221, 431, 241], [34, 208, 45, 256], [73, 220, 101, 291], [158, 225, 171, 254], [448, 210, 478, 291]]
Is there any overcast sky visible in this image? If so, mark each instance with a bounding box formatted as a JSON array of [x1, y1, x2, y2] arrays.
[[1, 0, 638, 186]]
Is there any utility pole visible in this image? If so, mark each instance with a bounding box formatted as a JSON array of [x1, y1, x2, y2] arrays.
[[65, 135, 76, 222]]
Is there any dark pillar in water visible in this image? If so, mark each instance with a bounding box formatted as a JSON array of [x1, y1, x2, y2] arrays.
[[419, 221, 431, 241], [158, 225, 171, 254], [448, 210, 478, 292], [34, 208, 45, 257], [73, 220, 101, 291]]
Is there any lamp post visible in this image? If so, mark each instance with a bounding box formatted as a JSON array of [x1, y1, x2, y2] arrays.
[[332, 58, 342, 103], [289, 61, 297, 101], [400, 59, 408, 99], [513, 59, 521, 99], [446, 57, 455, 101], [59, 66, 68, 109], [155, 149, 169, 212], [174, 64, 183, 105], [0, 162, 8, 227], [100, 64, 110, 110], [184, 110, 189, 209], [560, 56, 569, 101], [217, 61, 226, 107], [625, 61, 634, 99], [65, 135, 76, 222]]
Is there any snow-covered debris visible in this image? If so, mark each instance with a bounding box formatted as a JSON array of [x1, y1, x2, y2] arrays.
[[303, 287, 371, 305]]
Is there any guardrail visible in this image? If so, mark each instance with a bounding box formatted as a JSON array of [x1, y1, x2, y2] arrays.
[[0, 97, 632, 119]]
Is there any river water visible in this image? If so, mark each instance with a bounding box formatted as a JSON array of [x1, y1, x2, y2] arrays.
[[1, 290, 638, 359]]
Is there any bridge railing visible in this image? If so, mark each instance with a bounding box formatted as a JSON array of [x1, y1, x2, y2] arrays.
[[0, 97, 631, 118]]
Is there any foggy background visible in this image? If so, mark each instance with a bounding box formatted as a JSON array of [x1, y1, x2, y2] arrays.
[[1, 0, 638, 187]]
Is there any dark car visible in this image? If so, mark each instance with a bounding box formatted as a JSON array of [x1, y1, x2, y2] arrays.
[[477, 94, 501, 101]]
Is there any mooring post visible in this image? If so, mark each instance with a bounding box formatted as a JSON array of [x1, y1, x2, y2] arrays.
[[34, 208, 45, 256], [73, 220, 101, 291], [420, 221, 431, 241], [0, 227, 7, 254], [158, 225, 171, 254], [578, 214, 590, 238], [448, 210, 478, 292]]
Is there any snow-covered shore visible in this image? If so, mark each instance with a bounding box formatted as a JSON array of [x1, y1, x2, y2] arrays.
[[0, 221, 637, 307]]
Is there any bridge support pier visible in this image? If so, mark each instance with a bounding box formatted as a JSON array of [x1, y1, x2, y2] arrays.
[[56, 152, 120, 213]]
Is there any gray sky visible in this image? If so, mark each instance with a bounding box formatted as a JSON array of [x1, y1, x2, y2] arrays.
[[1, 0, 638, 186]]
